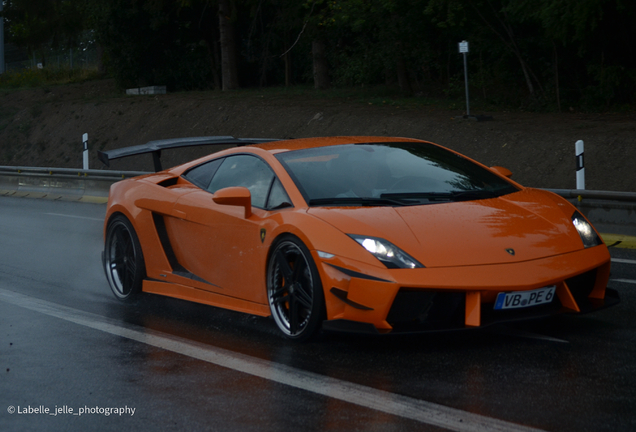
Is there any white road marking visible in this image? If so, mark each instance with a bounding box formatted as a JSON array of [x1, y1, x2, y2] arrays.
[[0, 287, 545, 432], [611, 258, 636, 265], [610, 279, 636, 285], [44, 212, 103, 222]]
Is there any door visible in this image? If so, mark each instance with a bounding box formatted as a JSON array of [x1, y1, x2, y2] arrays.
[[165, 154, 291, 303]]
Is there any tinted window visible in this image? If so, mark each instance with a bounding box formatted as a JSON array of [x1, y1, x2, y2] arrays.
[[266, 178, 292, 210], [275, 143, 518, 206], [208, 155, 275, 209], [183, 158, 223, 189]]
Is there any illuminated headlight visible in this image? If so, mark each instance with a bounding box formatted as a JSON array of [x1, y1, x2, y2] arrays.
[[572, 211, 602, 248], [348, 235, 424, 269]]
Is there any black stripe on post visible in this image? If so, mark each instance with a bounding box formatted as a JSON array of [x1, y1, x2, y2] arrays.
[[576, 153, 584, 171]]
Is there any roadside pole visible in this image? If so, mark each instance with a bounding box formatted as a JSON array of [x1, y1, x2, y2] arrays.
[[576, 140, 585, 190], [457, 41, 492, 122], [83, 133, 89, 170], [459, 40, 470, 116]]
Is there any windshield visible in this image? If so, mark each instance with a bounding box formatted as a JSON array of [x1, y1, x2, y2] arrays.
[[275, 142, 519, 206]]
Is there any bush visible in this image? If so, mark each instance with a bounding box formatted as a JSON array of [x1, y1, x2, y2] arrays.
[[0, 67, 101, 89]]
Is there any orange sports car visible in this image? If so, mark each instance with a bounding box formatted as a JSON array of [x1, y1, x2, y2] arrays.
[[99, 136, 619, 340]]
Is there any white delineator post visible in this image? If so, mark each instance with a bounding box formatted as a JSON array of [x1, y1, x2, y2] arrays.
[[82, 133, 89, 170], [575, 140, 585, 190]]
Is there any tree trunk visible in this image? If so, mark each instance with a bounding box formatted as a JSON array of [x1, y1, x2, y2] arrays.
[[284, 51, 291, 86], [204, 39, 222, 90], [218, 0, 239, 90], [312, 39, 329, 90], [96, 43, 106, 74], [396, 55, 412, 96], [553, 42, 561, 112], [471, 3, 542, 100]]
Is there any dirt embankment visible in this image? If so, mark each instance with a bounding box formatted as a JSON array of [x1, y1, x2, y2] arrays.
[[1, 79, 635, 192]]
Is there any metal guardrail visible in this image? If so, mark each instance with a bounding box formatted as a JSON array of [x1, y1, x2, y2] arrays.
[[544, 188, 636, 203], [0, 166, 149, 178], [544, 189, 636, 228], [0, 166, 149, 203]]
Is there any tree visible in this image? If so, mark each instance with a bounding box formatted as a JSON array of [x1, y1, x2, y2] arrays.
[[5, 0, 631, 107], [508, 0, 636, 107], [217, 0, 240, 89], [2, 0, 84, 61], [309, 0, 435, 95], [426, 0, 546, 101], [86, 0, 220, 90]]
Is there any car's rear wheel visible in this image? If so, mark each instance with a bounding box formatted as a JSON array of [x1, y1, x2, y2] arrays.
[[267, 235, 324, 341], [104, 214, 146, 301]]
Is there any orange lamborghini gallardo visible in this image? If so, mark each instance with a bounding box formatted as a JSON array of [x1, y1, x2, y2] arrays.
[[99, 136, 619, 341]]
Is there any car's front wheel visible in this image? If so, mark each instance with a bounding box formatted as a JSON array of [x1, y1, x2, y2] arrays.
[[267, 235, 324, 341], [103, 214, 146, 301]]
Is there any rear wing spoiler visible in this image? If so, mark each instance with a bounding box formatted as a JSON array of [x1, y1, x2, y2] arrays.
[[97, 136, 279, 172]]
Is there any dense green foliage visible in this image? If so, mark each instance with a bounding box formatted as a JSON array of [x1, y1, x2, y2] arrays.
[[2, 0, 635, 110], [2, 0, 84, 52]]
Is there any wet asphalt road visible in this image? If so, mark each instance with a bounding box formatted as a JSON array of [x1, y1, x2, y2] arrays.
[[1, 196, 635, 432]]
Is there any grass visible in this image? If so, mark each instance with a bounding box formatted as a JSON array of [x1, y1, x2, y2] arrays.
[[193, 82, 561, 114], [192, 83, 482, 113], [200, 81, 636, 114], [0, 67, 633, 114], [0, 67, 102, 90]]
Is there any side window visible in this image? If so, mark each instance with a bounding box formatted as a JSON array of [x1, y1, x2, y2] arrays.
[[183, 158, 224, 190], [266, 178, 292, 210], [208, 155, 275, 209]]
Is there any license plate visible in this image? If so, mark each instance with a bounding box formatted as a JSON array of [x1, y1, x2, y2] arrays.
[[494, 286, 556, 310]]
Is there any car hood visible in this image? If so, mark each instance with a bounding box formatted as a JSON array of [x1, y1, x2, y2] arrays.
[[307, 189, 584, 268]]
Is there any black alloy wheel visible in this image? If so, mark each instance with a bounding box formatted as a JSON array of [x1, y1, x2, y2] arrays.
[[267, 235, 324, 341], [104, 215, 146, 301]]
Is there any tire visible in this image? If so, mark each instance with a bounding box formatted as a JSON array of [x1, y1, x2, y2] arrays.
[[267, 235, 325, 341], [103, 214, 146, 302]]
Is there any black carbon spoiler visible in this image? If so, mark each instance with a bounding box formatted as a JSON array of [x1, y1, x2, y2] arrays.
[[97, 136, 279, 172]]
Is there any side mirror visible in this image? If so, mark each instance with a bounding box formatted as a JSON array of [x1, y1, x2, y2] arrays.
[[490, 166, 513, 178], [212, 187, 252, 218]]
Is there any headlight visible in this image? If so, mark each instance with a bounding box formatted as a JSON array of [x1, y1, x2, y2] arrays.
[[348, 235, 424, 269], [572, 211, 602, 248]]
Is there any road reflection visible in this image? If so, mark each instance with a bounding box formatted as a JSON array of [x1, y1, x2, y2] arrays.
[[104, 290, 634, 432]]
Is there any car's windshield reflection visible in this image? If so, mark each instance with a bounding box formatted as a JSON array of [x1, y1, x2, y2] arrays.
[[276, 142, 518, 206]]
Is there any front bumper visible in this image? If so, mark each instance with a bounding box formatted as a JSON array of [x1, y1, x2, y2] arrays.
[[323, 287, 620, 334], [317, 245, 618, 334]]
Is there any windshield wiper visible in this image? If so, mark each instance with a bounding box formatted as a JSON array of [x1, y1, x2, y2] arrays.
[[381, 192, 454, 202], [381, 190, 499, 203], [449, 189, 498, 201], [310, 190, 505, 207], [308, 197, 408, 207]]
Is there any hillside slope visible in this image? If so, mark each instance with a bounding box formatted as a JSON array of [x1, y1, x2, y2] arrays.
[[1, 79, 635, 192]]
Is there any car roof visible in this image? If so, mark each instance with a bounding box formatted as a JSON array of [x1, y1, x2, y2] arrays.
[[252, 136, 428, 153]]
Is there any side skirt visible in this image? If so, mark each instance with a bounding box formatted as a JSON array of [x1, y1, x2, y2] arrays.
[[143, 279, 270, 317]]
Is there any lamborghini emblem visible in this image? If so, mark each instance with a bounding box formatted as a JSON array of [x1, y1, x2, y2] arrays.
[[506, 248, 515, 256], [260, 228, 266, 243]]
